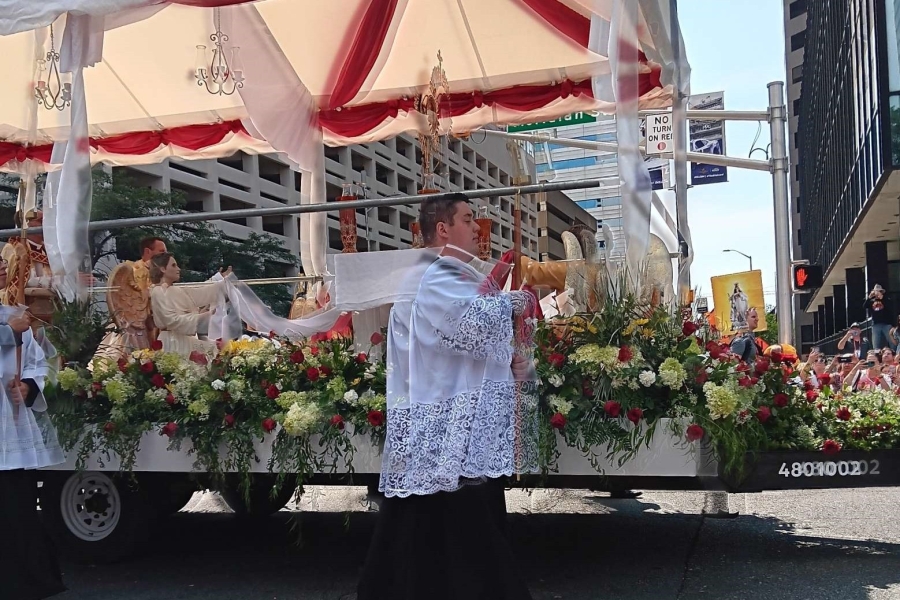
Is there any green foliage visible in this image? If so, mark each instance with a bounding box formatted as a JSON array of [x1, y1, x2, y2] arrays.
[[89, 169, 299, 316], [756, 305, 779, 347], [44, 298, 111, 367]]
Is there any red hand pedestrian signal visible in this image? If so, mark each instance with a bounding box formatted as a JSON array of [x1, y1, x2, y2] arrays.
[[792, 264, 823, 290]]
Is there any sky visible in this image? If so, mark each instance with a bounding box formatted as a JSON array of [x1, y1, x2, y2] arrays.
[[676, 0, 787, 309]]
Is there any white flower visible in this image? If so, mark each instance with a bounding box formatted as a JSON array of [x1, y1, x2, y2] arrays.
[[549, 395, 573, 416], [246, 355, 261, 368], [364, 373, 375, 380], [548, 374, 565, 388], [344, 390, 359, 403], [639, 370, 657, 387], [627, 380, 640, 391], [211, 379, 226, 391], [276, 382, 283, 391], [230, 356, 246, 369]]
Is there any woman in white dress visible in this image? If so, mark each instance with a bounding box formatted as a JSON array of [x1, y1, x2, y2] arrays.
[[148, 253, 230, 358], [730, 283, 749, 330], [0, 259, 67, 599]]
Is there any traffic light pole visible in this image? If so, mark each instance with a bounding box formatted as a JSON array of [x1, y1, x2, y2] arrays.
[[768, 81, 793, 346]]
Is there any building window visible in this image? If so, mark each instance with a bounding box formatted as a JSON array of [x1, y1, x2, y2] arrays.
[[576, 199, 598, 209], [891, 95, 900, 166], [792, 98, 801, 116], [789, 0, 807, 19], [790, 31, 805, 52], [791, 65, 803, 84]]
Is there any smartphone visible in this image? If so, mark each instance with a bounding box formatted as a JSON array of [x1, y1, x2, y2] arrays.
[[838, 355, 854, 364], [865, 361, 876, 368], [812, 346, 821, 354]]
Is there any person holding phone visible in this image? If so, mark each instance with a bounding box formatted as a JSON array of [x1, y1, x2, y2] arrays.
[[864, 284, 896, 352], [837, 322, 871, 359]]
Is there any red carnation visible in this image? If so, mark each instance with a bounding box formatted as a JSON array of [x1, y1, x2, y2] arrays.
[[738, 376, 753, 388], [548, 353, 566, 369], [686, 423, 704, 442], [822, 439, 842, 455], [262, 418, 277, 433], [161, 421, 178, 438], [309, 345, 320, 356], [370, 332, 384, 345], [330, 414, 345, 430], [806, 389, 819, 403], [818, 373, 831, 386], [695, 370, 709, 385], [151, 373, 166, 388], [289, 350, 305, 364], [626, 407, 644, 425], [618, 345, 633, 363], [189, 351, 208, 366], [223, 414, 235, 428], [306, 367, 320, 382], [757, 406, 772, 423], [165, 393, 176, 406], [706, 341, 723, 359], [320, 366, 333, 377], [140, 361, 155, 374], [150, 340, 163, 351], [367, 410, 385, 427], [117, 358, 128, 373], [682, 321, 699, 336], [836, 406, 852, 421], [603, 400, 622, 418], [357, 353, 368, 364], [773, 393, 789, 408], [754, 357, 771, 375], [103, 422, 116, 433], [550, 412, 567, 429], [266, 384, 280, 399]]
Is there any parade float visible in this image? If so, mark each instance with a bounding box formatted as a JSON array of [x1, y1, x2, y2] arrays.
[[0, 0, 897, 564]]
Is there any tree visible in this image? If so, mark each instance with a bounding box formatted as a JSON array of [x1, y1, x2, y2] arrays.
[[88, 170, 300, 316], [757, 305, 779, 347]]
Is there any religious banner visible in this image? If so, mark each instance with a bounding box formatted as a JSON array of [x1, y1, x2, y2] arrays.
[[710, 270, 766, 335], [688, 91, 727, 185]]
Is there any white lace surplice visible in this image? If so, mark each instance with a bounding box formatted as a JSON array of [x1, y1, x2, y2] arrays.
[[0, 328, 64, 470], [379, 253, 539, 498]]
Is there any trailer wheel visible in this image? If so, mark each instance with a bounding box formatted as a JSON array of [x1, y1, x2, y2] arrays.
[[40, 472, 154, 565], [220, 474, 298, 517]]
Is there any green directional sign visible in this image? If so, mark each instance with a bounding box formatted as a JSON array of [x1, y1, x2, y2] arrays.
[[507, 111, 597, 133]]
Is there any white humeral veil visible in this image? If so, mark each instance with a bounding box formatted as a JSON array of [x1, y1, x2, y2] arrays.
[[379, 247, 539, 498], [0, 306, 63, 470]]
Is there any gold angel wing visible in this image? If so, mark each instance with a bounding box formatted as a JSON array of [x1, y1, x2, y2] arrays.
[[107, 261, 150, 329], [5, 242, 29, 306]]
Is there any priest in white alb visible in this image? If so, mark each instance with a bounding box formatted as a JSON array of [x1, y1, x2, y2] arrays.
[[358, 194, 539, 600]]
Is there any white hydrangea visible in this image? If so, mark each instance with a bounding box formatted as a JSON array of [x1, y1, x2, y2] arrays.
[[230, 356, 246, 369], [344, 390, 359, 403], [639, 370, 657, 387], [211, 379, 226, 391]]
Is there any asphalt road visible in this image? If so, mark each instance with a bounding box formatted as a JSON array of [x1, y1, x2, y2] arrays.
[[58, 486, 900, 600]]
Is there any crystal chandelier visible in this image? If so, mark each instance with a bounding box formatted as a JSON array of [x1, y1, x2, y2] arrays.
[[34, 25, 71, 111], [194, 8, 244, 96]]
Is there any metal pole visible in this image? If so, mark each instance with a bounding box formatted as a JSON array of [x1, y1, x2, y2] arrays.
[[640, 109, 770, 121], [671, 0, 691, 304], [768, 81, 794, 346], [0, 178, 607, 238]]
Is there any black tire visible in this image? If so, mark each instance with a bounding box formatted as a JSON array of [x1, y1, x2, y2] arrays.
[[39, 471, 155, 565], [219, 474, 298, 517], [143, 474, 199, 516]]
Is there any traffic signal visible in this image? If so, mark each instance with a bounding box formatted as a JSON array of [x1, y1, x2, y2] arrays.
[[792, 264, 823, 291]]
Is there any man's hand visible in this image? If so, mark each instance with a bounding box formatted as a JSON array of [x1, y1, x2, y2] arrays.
[[511, 354, 533, 381], [219, 266, 233, 278], [7, 377, 28, 404], [7, 314, 32, 334]]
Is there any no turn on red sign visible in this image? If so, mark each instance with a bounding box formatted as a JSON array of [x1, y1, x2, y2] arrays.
[[645, 113, 673, 155]]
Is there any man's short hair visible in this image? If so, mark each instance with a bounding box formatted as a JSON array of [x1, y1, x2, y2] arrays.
[[139, 237, 165, 255], [418, 193, 470, 246]]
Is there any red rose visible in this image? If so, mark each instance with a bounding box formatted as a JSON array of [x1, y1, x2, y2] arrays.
[[818, 373, 831, 386], [550, 412, 567, 429], [150, 340, 163, 351], [357, 352, 368, 364], [603, 400, 622, 418], [330, 414, 345, 430], [189, 351, 208, 366], [262, 418, 277, 433], [754, 357, 771, 375], [548, 353, 566, 369], [695, 370, 709, 385], [140, 361, 155, 374], [618, 345, 633, 363], [117, 358, 128, 373], [805, 389, 819, 403], [103, 422, 115, 433], [836, 406, 852, 421], [309, 345, 320, 356], [367, 410, 385, 427], [582, 380, 594, 398], [822, 439, 842, 455], [706, 341, 723, 359], [290, 350, 305, 364], [770, 351, 784, 363], [773, 393, 789, 408], [320, 366, 333, 377], [686, 423, 704, 442], [223, 414, 235, 427], [165, 393, 176, 406], [736, 362, 750, 373], [756, 406, 772, 423], [682, 321, 698, 336], [161, 421, 178, 438], [738, 376, 753, 388], [626, 407, 644, 425], [803, 380, 814, 391], [266, 384, 280, 399], [151, 373, 166, 388], [370, 332, 384, 345], [306, 367, 320, 382]]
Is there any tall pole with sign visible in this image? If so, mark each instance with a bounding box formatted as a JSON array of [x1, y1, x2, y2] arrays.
[[769, 81, 794, 345]]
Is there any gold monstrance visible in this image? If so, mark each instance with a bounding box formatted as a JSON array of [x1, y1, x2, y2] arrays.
[[415, 51, 450, 193]]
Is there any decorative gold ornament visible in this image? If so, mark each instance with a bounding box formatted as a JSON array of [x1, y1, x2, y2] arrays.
[[414, 51, 450, 191]]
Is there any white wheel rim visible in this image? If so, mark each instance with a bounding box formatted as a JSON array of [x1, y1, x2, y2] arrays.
[[59, 473, 122, 542]]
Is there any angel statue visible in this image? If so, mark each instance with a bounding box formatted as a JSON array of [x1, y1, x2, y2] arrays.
[[96, 238, 168, 361]]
